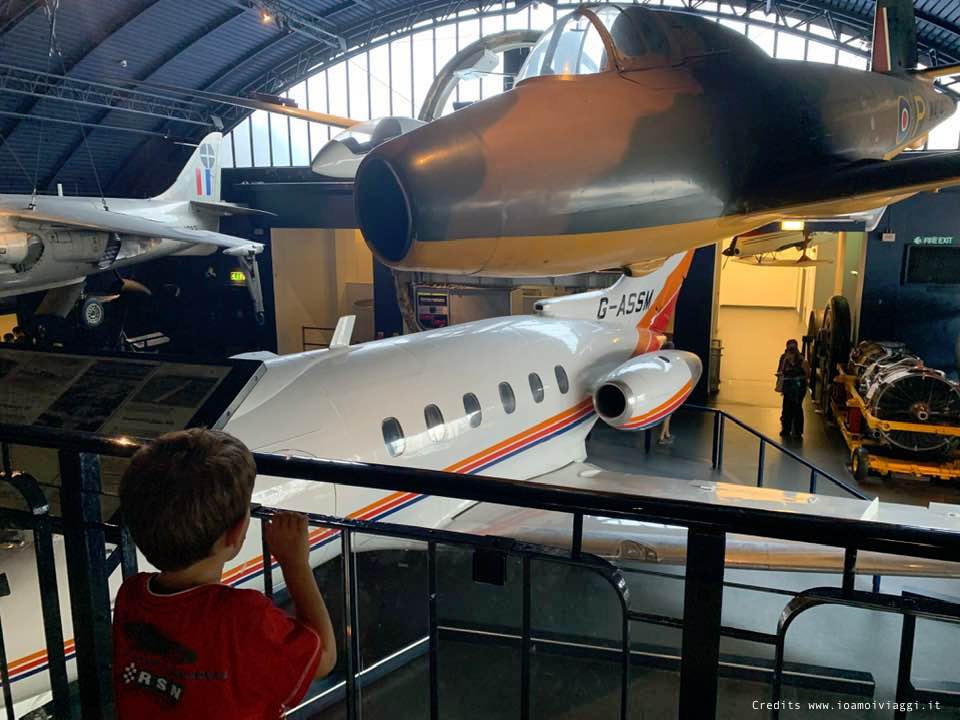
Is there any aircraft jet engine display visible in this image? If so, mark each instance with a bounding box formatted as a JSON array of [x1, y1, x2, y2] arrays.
[[353, 0, 960, 276]]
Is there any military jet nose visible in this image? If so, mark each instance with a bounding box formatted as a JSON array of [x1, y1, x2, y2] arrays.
[[354, 155, 413, 263]]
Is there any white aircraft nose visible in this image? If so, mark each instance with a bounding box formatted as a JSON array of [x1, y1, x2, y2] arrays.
[[310, 139, 362, 179], [310, 117, 427, 180]]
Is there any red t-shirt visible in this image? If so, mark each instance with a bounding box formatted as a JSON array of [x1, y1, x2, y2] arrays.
[[113, 573, 322, 719]]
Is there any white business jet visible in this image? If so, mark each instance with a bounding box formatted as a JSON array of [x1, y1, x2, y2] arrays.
[[5, 251, 959, 716], [0, 133, 266, 323]]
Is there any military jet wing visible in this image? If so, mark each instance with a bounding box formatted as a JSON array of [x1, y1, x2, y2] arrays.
[[0, 199, 263, 256], [447, 464, 960, 577], [747, 151, 960, 219]]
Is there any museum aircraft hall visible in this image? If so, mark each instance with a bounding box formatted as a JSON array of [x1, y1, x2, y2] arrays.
[[2, 1, 960, 718]]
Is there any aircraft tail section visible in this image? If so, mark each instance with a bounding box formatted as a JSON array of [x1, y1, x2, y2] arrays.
[[871, 0, 917, 74], [535, 251, 694, 333], [154, 133, 223, 203]]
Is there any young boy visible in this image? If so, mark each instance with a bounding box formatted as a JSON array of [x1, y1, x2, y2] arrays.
[[113, 428, 337, 718]]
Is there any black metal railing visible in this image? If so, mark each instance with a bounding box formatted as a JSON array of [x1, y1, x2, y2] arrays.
[[1, 423, 959, 720], [680, 404, 868, 500]]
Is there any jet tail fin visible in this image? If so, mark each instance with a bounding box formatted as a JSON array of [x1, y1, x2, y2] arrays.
[[154, 133, 223, 203], [535, 251, 694, 333], [871, 0, 917, 74]]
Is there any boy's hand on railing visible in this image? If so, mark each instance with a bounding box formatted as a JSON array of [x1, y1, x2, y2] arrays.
[[263, 511, 310, 568]]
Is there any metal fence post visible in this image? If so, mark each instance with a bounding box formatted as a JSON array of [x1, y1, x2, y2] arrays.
[[341, 529, 362, 720], [809, 468, 818, 494], [0, 573, 14, 720], [427, 541, 439, 720], [678, 529, 726, 720], [711, 412, 720, 468], [521, 555, 532, 720], [59, 450, 113, 719], [716, 416, 725, 472], [894, 614, 916, 720], [757, 439, 766, 487]]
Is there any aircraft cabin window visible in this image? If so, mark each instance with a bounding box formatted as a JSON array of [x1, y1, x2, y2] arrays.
[[529, 373, 545, 403], [555, 365, 570, 394], [499, 382, 516, 414], [463, 393, 482, 428], [424, 404, 446, 442], [382, 417, 405, 457]]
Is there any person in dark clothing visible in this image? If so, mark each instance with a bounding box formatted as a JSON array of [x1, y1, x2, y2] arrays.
[[776, 339, 810, 437]]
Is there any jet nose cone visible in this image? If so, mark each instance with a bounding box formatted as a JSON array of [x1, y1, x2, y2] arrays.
[[355, 156, 413, 264]]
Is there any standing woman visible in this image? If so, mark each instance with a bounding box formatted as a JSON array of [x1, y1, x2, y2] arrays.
[[776, 339, 810, 438]]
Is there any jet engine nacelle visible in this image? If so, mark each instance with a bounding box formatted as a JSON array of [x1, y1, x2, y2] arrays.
[[44, 230, 113, 264], [593, 350, 702, 431], [0, 232, 33, 265]]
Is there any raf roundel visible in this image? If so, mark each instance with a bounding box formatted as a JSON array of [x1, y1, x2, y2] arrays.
[[896, 97, 912, 144]]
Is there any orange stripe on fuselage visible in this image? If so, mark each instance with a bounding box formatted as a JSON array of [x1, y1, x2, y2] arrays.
[[444, 398, 594, 474], [623, 380, 693, 428]]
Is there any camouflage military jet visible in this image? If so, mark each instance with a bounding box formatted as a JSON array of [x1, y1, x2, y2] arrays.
[[352, 0, 960, 276]]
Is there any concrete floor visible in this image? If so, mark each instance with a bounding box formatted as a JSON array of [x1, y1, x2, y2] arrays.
[[586, 306, 960, 508]]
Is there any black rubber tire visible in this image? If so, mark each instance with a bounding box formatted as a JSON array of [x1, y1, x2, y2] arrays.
[[852, 447, 870, 484], [806, 310, 821, 398], [79, 297, 105, 329], [814, 295, 852, 409]]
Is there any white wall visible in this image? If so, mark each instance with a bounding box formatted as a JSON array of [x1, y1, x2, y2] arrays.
[[718, 257, 804, 308]]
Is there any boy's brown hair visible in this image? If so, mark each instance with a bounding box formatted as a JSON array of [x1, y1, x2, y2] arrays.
[[120, 428, 256, 571]]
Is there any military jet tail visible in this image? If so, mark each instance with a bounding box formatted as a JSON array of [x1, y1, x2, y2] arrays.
[[871, 0, 918, 74]]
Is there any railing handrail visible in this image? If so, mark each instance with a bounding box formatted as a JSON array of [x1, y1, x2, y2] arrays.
[[684, 404, 868, 500], [1, 422, 958, 561]]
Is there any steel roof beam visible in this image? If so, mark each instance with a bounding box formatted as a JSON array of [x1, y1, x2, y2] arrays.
[[231, 0, 347, 51], [0, 65, 208, 124]]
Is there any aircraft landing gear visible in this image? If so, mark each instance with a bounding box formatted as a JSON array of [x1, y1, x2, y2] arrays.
[[80, 297, 106, 330]]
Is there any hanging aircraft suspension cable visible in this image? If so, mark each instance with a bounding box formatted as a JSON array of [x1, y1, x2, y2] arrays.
[[48, 9, 110, 212], [31, 0, 55, 209]]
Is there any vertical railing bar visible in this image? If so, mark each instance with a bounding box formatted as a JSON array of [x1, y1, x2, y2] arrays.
[[571, 512, 583, 560], [872, 574, 881, 594], [842, 548, 857, 594], [34, 508, 71, 719], [894, 613, 917, 720], [119, 524, 138, 579], [678, 530, 725, 720], [620, 589, 630, 720], [341, 529, 362, 720], [809, 468, 817, 494], [757, 439, 765, 487], [644, 428, 652, 455], [59, 450, 112, 720], [0, 443, 10, 478], [711, 411, 720, 469], [261, 516, 273, 600], [427, 541, 439, 720], [0, 574, 15, 720], [521, 555, 531, 720], [716, 415, 725, 471]]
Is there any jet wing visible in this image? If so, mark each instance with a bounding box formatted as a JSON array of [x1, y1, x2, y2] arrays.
[[745, 151, 960, 218], [446, 464, 960, 577], [0, 201, 263, 256]]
